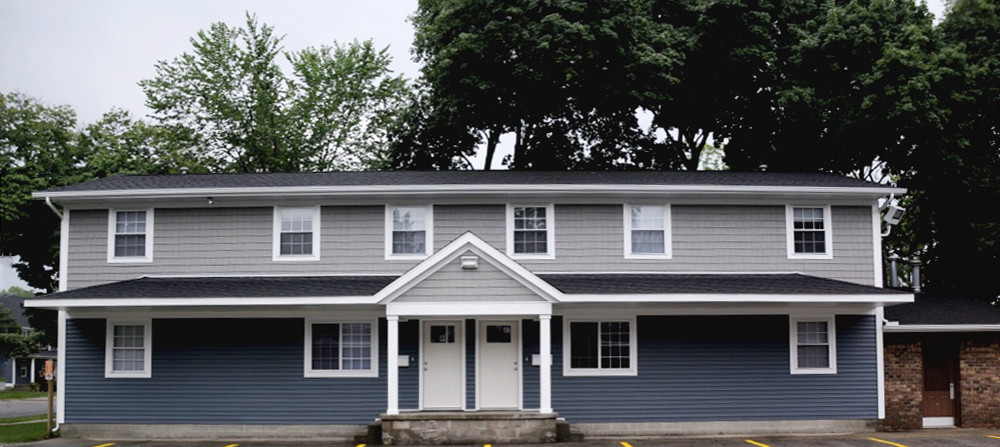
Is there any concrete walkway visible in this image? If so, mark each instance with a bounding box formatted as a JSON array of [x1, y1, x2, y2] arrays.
[[0, 396, 48, 418]]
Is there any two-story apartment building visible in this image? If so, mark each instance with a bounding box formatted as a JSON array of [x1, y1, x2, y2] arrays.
[[27, 171, 912, 442]]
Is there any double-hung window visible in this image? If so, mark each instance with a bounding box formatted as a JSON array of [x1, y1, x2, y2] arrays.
[[507, 204, 554, 258], [105, 320, 152, 378], [624, 205, 671, 258], [273, 206, 320, 261], [304, 320, 378, 378], [789, 316, 837, 374], [107, 209, 153, 263], [786, 205, 833, 259], [563, 318, 637, 376], [385, 205, 432, 258]]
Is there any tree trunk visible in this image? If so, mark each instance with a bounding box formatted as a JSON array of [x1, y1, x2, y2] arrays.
[[482, 127, 501, 171]]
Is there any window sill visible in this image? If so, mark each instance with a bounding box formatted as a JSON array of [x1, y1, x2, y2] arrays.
[[787, 253, 833, 260], [105, 371, 151, 379], [385, 254, 431, 261], [562, 368, 637, 377], [790, 367, 837, 375], [272, 255, 321, 262], [509, 253, 555, 260], [625, 253, 672, 260], [107, 257, 153, 264], [304, 369, 379, 378]]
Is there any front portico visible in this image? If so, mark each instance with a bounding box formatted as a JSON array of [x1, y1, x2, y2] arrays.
[[376, 232, 559, 415]]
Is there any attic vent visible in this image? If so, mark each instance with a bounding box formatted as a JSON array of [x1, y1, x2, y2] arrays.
[[461, 255, 479, 270]]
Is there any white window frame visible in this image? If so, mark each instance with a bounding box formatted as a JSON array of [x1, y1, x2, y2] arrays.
[[105, 319, 152, 378], [506, 204, 555, 259], [562, 317, 638, 377], [623, 204, 672, 259], [789, 315, 837, 375], [273, 206, 321, 262], [384, 205, 434, 260], [786, 205, 834, 259], [304, 318, 379, 378], [107, 208, 154, 263]]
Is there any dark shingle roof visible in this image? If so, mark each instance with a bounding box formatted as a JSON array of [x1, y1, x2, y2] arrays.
[[36, 276, 397, 299], [538, 273, 906, 295], [884, 292, 1000, 325], [45, 171, 894, 193], [33, 273, 904, 302]]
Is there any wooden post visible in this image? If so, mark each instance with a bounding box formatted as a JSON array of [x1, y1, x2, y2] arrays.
[[46, 379, 53, 435]]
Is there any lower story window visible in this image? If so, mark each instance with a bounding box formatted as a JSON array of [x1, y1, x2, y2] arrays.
[[305, 320, 378, 377], [790, 316, 837, 374], [564, 319, 637, 376], [105, 320, 152, 378]]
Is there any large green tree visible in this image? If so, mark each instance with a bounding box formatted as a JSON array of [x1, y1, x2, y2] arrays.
[[885, 0, 1000, 300], [399, 0, 683, 170], [141, 13, 410, 172]]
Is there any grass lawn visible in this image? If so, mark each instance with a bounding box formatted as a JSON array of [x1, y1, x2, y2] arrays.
[[0, 421, 49, 443], [0, 391, 46, 400], [0, 415, 46, 424]]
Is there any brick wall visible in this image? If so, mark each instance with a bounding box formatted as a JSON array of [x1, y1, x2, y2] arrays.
[[883, 338, 923, 431], [959, 336, 1000, 428]]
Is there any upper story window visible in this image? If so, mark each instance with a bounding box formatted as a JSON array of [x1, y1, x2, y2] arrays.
[[624, 204, 671, 258], [304, 319, 379, 378], [105, 319, 152, 378], [107, 209, 153, 263], [385, 205, 433, 259], [507, 204, 555, 259], [786, 205, 833, 259], [789, 316, 837, 374], [563, 318, 637, 376], [273, 206, 320, 261]]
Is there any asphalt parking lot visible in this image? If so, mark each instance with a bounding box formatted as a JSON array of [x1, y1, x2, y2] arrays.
[[13, 430, 1000, 447]]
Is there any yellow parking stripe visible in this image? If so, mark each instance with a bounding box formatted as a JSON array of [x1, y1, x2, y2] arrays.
[[485, 444, 492, 447], [868, 438, 909, 447], [620, 442, 634, 447], [356, 444, 366, 447], [92, 444, 115, 447], [987, 435, 1000, 440], [745, 440, 770, 447], [223, 444, 240, 447]]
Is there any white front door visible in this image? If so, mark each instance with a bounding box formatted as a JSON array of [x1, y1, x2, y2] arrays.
[[478, 320, 520, 409], [422, 321, 464, 409]]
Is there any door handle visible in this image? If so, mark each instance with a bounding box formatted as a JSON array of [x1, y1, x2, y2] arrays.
[[949, 382, 955, 400]]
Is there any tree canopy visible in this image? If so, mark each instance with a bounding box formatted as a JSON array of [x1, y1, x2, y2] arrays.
[[140, 13, 410, 172]]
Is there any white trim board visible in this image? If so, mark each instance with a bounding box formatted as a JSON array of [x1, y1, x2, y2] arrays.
[[884, 324, 1000, 333], [36, 184, 908, 201]]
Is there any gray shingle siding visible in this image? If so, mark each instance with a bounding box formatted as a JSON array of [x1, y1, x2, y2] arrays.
[[67, 204, 876, 289], [551, 315, 878, 422], [65, 318, 401, 424]]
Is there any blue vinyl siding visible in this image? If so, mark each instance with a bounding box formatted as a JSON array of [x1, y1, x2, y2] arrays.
[[465, 319, 475, 410], [399, 320, 419, 410], [551, 315, 878, 422], [522, 319, 540, 409], [65, 318, 394, 424]]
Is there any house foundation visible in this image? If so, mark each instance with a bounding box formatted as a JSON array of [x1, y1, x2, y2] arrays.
[[380, 412, 558, 445]]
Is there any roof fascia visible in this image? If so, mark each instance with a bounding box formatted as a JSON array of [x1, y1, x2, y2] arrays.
[[883, 323, 1000, 333], [375, 232, 562, 304], [559, 293, 914, 304], [24, 296, 377, 309], [34, 184, 907, 201]]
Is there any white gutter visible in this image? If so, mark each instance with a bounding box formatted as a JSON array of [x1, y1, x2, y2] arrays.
[[883, 323, 1000, 332], [34, 184, 907, 201], [44, 196, 63, 219]]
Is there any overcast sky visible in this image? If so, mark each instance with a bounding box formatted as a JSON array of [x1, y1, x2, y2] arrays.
[[1, 0, 946, 126]]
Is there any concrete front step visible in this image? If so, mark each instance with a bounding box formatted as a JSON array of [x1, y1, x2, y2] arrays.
[[380, 411, 558, 445]]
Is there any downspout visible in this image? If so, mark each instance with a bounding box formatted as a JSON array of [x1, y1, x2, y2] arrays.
[[44, 196, 63, 219], [44, 196, 63, 433]]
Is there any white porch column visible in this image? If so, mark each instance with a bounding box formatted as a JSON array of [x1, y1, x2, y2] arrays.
[[386, 315, 400, 415], [539, 314, 553, 414]]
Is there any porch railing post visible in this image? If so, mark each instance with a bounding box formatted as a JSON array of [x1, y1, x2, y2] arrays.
[[539, 314, 553, 414], [387, 315, 400, 415]]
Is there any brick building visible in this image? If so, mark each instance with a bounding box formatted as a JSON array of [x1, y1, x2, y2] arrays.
[[883, 293, 1000, 430]]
